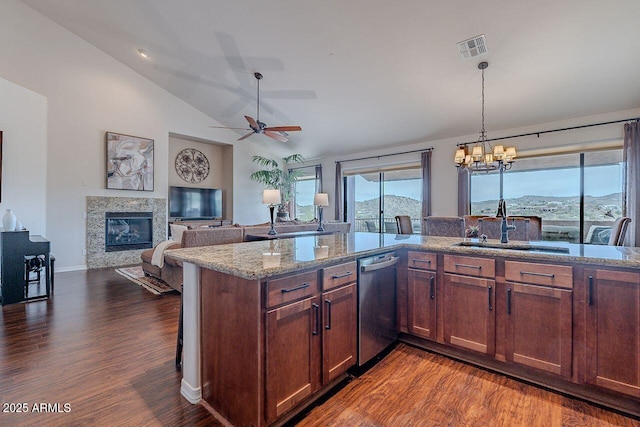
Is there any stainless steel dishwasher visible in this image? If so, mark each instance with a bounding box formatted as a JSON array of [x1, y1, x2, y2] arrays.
[[357, 252, 399, 366]]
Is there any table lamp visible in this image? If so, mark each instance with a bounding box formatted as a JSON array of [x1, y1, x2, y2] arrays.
[[314, 193, 329, 232], [263, 189, 281, 235]]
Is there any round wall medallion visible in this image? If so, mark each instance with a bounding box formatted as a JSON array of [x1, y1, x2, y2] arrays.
[[175, 148, 210, 183]]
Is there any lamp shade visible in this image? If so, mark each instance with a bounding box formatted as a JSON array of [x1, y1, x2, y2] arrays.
[[262, 189, 281, 205], [454, 149, 466, 164], [313, 193, 329, 207]]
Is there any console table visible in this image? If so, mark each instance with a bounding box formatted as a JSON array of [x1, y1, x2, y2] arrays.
[[0, 231, 51, 305]]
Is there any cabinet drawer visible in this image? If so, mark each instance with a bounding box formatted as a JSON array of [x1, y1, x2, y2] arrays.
[[408, 251, 437, 271], [322, 262, 356, 291], [505, 261, 573, 289], [267, 270, 318, 308], [444, 254, 495, 278]]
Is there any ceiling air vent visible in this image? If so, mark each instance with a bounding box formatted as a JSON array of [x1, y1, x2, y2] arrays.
[[457, 35, 488, 60]]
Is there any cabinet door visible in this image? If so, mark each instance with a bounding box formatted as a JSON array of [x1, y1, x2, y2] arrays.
[[505, 283, 572, 378], [266, 296, 321, 422], [322, 283, 357, 384], [407, 268, 436, 340], [443, 273, 495, 355], [584, 269, 640, 397]]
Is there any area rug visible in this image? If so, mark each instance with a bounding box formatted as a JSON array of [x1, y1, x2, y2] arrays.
[[115, 266, 176, 295]]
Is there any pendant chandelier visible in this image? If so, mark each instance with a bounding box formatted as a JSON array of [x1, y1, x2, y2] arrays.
[[454, 61, 517, 172]]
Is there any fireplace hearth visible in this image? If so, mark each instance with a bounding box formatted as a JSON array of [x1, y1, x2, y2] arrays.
[[105, 212, 153, 252]]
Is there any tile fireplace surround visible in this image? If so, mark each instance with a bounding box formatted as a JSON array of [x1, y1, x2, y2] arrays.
[[86, 196, 166, 269]]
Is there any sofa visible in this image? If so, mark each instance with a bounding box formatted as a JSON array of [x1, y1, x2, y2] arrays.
[[141, 221, 351, 291]]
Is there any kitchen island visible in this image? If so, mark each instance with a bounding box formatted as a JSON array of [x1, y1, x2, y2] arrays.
[[166, 232, 640, 425]]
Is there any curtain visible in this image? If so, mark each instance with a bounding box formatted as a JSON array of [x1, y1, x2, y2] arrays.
[[421, 151, 432, 224], [457, 168, 470, 217], [315, 165, 323, 219], [334, 162, 343, 221], [315, 165, 323, 193], [623, 121, 640, 246]]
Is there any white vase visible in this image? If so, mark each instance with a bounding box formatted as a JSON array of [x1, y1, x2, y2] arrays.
[[2, 209, 17, 232], [15, 219, 23, 231]]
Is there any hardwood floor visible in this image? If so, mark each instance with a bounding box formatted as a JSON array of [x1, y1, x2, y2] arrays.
[[299, 344, 639, 427], [1, 268, 637, 426], [0, 268, 220, 427]]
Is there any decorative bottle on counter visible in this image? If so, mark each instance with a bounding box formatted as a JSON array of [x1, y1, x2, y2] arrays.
[[2, 209, 17, 232]]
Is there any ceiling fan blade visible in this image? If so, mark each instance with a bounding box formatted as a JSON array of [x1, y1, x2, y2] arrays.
[[264, 126, 302, 132], [245, 115, 259, 130], [210, 125, 252, 130], [237, 132, 255, 141], [264, 130, 289, 143]]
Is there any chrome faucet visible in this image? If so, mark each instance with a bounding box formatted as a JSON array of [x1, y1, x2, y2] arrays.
[[497, 199, 516, 243]]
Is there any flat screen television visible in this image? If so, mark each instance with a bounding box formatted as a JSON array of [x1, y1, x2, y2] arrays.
[[169, 186, 222, 219]]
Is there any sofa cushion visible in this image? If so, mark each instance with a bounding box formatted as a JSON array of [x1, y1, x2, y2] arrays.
[[181, 226, 244, 247]]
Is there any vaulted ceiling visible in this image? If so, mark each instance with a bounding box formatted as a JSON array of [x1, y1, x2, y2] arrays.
[[22, 0, 640, 159]]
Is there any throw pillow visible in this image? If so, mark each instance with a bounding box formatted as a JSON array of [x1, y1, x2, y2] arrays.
[[170, 224, 188, 242]]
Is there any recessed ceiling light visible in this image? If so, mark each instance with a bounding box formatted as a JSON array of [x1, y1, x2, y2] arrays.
[[137, 49, 149, 59]]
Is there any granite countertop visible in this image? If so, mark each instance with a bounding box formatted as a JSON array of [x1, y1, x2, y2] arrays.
[[165, 232, 640, 280]]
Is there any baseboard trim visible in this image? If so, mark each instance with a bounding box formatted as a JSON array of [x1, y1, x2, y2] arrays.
[[55, 265, 88, 273], [181, 378, 201, 404]]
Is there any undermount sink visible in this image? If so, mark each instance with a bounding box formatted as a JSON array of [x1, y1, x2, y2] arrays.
[[454, 241, 571, 254]]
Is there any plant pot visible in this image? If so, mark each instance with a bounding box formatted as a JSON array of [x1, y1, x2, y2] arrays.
[[276, 211, 290, 222]]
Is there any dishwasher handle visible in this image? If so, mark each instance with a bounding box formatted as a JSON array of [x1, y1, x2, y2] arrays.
[[360, 256, 399, 272]]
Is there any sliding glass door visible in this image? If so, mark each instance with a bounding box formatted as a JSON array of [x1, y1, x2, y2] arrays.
[[469, 148, 623, 244], [345, 168, 422, 234]]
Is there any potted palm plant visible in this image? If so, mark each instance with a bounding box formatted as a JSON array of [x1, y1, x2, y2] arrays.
[[250, 154, 305, 221]]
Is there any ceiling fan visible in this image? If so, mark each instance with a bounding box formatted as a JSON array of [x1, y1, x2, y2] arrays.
[[211, 72, 302, 142]]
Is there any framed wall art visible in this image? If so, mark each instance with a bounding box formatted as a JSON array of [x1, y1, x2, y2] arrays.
[[106, 131, 154, 191]]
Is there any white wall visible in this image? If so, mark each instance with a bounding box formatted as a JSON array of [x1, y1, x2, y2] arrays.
[[0, 76, 47, 234], [318, 108, 640, 220], [0, 0, 274, 270]]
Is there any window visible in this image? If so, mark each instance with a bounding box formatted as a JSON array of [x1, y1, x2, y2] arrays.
[[345, 167, 422, 234], [293, 166, 321, 221], [470, 148, 623, 244]]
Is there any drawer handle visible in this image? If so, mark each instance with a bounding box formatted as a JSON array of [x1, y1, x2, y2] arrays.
[[429, 276, 435, 300], [312, 303, 319, 335], [520, 271, 555, 279], [331, 272, 352, 279], [413, 259, 432, 264], [455, 263, 482, 270], [281, 283, 310, 294]]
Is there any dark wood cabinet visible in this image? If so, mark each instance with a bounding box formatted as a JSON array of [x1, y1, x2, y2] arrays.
[[505, 283, 573, 377], [444, 272, 496, 355], [407, 252, 438, 341], [443, 253, 496, 355], [322, 282, 357, 384], [584, 268, 640, 398], [504, 260, 573, 378], [266, 295, 321, 422]]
